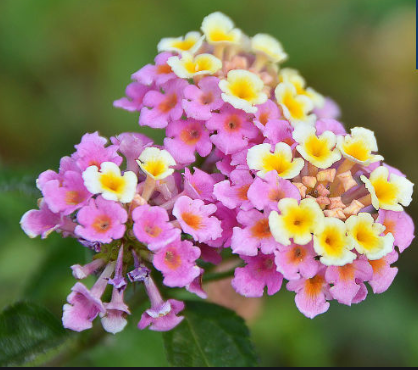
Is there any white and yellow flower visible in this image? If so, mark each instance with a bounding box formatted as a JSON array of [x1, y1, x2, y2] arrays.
[[313, 218, 356, 266], [275, 82, 316, 127], [269, 198, 324, 246], [293, 126, 341, 169], [337, 127, 384, 166], [361, 166, 414, 211], [278, 68, 325, 108], [251, 33, 288, 64], [201, 12, 242, 46], [83, 162, 137, 203], [167, 52, 222, 79], [346, 213, 394, 260], [136, 147, 176, 181], [219, 69, 268, 113], [247, 142, 304, 180], [157, 31, 204, 54]]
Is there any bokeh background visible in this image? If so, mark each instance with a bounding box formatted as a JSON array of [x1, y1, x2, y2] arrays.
[[0, 0, 417, 366]]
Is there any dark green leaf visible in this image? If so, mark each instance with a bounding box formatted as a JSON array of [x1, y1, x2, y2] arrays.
[[163, 301, 259, 367], [0, 302, 68, 366]]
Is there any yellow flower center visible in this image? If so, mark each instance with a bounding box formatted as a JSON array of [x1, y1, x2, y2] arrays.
[[342, 140, 370, 162], [352, 223, 380, 252], [283, 92, 304, 119], [171, 39, 196, 51], [100, 172, 125, 194], [142, 160, 167, 178], [209, 29, 235, 42], [262, 153, 292, 177], [229, 79, 258, 102], [319, 227, 346, 257], [282, 206, 315, 236], [371, 178, 398, 205], [305, 136, 331, 160]]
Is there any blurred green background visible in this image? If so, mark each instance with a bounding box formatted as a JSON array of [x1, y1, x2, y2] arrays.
[[0, 0, 417, 366]]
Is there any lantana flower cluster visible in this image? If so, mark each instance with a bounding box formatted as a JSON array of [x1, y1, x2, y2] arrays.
[[22, 12, 415, 334]]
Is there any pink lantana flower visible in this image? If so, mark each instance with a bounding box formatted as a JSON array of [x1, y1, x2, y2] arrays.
[[73, 132, 123, 171], [232, 253, 283, 298], [132, 204, 181, 251], [260, 117, 294, 147], [173, 196, 222, 243], [206, 105, 259, 155], [138, 277, 185, 332], [315, 118, 347, 136], [253, 99, 282, 132], [287, 269, 332, 319], [113, 82, 151, 112], [247, 170, 301, 212], [164, 119, 212, 164], [20, 200, 64, 239], [325, 259, 373, 306], [274, 242, 320, 280], [377, 210, 415, 253], [368, 251, 399, 294], [75, 197, 128, 244], [206, 202, 238, 249], [182, 76, 224, 120], [231, 209, 278, 256], [63, 263, 114, 332], [132, 52, 176, 87], [213, 169, 254, 211], [42, 171, 91, 215], [140, 79, 188, 129], [313, 97, 341, 120], [153, 239, 201, 288], [183, 167, 217, 202], [101, 287, 131, 335]]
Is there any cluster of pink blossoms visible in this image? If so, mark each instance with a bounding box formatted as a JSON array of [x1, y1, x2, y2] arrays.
[[22, 12, 415, 333]]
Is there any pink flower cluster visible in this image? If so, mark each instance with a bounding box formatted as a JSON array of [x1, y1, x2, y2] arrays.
[[22, 11, 415, 334]]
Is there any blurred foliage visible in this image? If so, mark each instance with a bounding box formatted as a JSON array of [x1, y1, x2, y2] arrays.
[[0, 0, 417, 366]]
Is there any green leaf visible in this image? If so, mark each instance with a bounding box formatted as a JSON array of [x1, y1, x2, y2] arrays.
[[0, 302, 68, 366], [163, 301, 259, 367]]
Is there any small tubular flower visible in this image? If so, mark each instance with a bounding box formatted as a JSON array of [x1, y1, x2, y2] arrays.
[[275, 82, 316, 127], [137, 147, 176, 180], [168, 52, 222, 79], [293, 126, 341, 169], [337, 127, 383, 166], [251, 33, 288, 64], [83, 162, 137, 203], [346, 213, 395, 260], [247, 143, 304, 180], [361, 166, 414, 211], [269, 198, 324, 246], [201, 12, 242, 46], [158, 31, 203, 54], [219, 70, 268, 113], [313, 217, 356, 267]]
